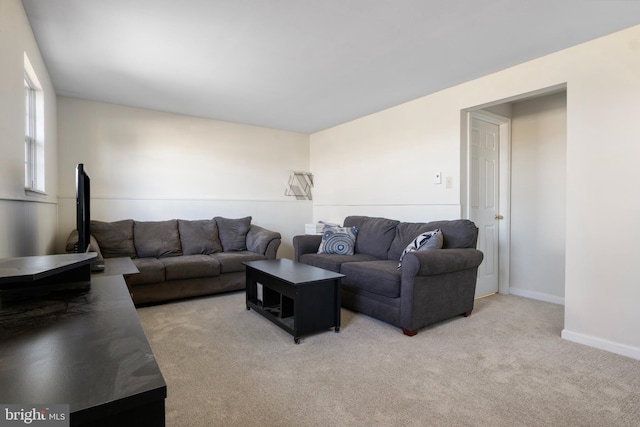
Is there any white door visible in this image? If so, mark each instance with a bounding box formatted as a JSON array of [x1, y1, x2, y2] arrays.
[[470, 116, 501, 297]]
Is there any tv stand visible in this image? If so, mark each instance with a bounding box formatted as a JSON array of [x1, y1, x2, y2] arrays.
[[0, 253, 165, 426]]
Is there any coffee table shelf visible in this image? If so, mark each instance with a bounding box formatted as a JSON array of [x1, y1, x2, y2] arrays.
[[244, 259, 344, 344]]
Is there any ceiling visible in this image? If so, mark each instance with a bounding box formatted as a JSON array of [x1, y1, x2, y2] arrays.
[[21, 1, 640, 134]]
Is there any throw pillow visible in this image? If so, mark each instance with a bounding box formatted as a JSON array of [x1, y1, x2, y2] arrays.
[[317, 226, 359, 255], [398, 229, 443, 268], [214, 216, 252, 252], [178, 219, 223, 255]]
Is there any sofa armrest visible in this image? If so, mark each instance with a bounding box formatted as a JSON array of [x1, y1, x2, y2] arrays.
[[401, 248, 484, 277], [65, 230, 104, 259], [65, 229, 79, 253], [399, 248, 484, 333], [246, 225, 281, 258], [292, 234, 323, 262]]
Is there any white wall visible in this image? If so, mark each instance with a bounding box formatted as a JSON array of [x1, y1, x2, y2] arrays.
[[0, 0, 58, 257], [562, 28, 640, 359], [310, 93, 464, 224], [56, 97, 311, 259], [310, 25, 640, 359], [509, 93, 567, 304]]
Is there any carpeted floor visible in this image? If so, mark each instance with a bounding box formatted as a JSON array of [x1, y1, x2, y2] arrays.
[[136, 292, 640, 427]]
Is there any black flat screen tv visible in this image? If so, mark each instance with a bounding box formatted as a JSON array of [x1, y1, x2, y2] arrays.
[[75, 163, 91, 254]]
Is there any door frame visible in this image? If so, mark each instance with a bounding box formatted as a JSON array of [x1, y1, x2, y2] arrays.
[[463, 110, 511, 295]]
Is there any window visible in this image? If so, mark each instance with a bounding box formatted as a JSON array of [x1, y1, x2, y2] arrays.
[[24, 53, 45, 193], [24, 75, 36, 188]]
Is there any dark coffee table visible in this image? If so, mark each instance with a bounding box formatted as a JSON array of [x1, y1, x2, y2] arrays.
[[244, 259, 344, 344]]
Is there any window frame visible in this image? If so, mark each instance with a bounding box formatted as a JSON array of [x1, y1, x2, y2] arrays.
[[24, 53, 45, 195]]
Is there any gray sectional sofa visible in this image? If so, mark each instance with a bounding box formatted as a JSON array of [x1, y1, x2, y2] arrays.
[[66, 216, 281, 305], [293, 216, 483, 336]]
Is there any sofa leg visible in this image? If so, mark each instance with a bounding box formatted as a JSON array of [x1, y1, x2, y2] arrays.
[[402, 328, 418, 337], [463, 310, 472, 317]]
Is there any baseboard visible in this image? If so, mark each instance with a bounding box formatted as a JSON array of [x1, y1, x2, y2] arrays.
[[508, 287, 565, 305], [561, 329, 640, 361]]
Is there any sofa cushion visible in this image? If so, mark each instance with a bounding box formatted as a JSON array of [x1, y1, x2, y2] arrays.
[[90, 220, 137, 259], [134, 220, 183, 258], [398, 229, 443, 268], [341, 260, 402, 298], [214, 216, 252, 252], [127, 258, 165, 286], [299, 253, 379, 273], [430, 220, 478, 249], [160, 255, 221, 280], [177, 219, 223, 255], [318, 225, 358, 255], [343, 216, 400, 259], [388, 219, 478, 261], [209, 251, 266, 273]]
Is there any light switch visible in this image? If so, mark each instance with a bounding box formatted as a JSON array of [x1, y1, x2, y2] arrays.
[[445, 176, 453, 189], [434, 172, 442, 184]]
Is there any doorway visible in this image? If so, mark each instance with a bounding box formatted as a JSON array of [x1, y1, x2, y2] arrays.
[[463, 88, 567, 304], [467, 111, 511, 297]]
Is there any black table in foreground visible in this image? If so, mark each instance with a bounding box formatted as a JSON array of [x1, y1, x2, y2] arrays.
[[244, 259, 344, 344], [0, 273, 166, 426]]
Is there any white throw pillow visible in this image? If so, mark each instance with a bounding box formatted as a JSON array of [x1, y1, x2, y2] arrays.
[[398, 229, 443, 268]]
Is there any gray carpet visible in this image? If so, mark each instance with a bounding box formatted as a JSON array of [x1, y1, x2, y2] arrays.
[[136, 292, 640, 427]]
